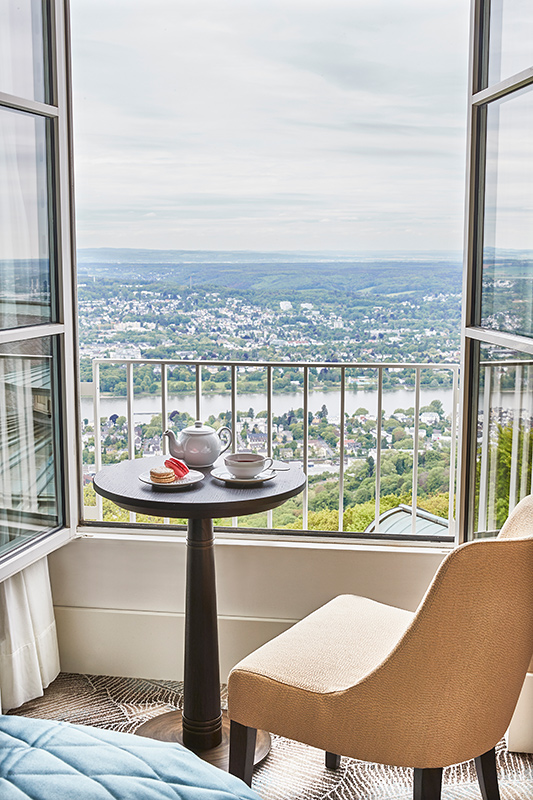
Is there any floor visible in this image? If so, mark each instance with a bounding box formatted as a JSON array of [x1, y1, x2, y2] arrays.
[[9, 673, 533, 800]]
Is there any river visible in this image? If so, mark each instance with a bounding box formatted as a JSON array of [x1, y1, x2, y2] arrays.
[[81, 386, 456, 425]]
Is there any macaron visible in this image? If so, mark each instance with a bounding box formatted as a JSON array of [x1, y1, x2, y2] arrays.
[[150, 466, 176, 484], [165, 458, 189, 478]]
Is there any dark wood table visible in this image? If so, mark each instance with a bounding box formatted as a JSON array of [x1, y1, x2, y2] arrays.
[[93, 457, 306, 770]]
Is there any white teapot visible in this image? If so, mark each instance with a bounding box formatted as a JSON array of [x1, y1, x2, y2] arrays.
[[163, 421, 231, 468]]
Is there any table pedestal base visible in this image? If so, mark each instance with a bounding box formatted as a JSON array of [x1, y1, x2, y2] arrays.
[[136, 710, 271, 771]]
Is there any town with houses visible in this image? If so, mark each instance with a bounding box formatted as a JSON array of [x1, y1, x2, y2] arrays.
[[78, 286, 462, 367], [77, 252, 465, 530]]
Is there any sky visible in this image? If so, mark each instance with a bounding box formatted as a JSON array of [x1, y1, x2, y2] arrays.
[[70, 0, 470, 253]]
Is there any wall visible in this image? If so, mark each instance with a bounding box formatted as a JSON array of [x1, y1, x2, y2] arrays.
[[507, 669, 533, 752], [48, 532, 533, 752], [49, 533, 447, 679]]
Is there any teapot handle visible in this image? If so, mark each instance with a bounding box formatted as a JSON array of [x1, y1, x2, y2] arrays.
[[218, 426, 232, 455]]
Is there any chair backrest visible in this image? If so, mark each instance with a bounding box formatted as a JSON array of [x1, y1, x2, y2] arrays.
[[498, 494, 533, 674], [498, 493, 533, 539], [353, 494, 533, 767]]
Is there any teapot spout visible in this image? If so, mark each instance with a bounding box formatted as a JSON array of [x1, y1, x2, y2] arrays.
[[163, 429, 183, 459]]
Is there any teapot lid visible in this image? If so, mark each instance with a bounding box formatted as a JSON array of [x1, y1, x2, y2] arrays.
[[183, 420, 217, 435]]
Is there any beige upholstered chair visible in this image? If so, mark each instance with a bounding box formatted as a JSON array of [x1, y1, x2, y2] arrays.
[[228, 495, 533, 799]]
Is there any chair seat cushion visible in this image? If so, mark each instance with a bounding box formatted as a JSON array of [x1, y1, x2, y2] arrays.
[[228, 594, 415, 758], [230, 594, 414, 694], [0, 715, 260, 800]]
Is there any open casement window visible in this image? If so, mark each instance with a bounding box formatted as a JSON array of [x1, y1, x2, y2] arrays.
[[459, 0, 533, 540], [0, 0, 79, 580]]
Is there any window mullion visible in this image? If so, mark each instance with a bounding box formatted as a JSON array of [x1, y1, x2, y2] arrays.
[[472, 67, 533, 106], [0, 324, 65, 346], [0, 91, 59, 118]]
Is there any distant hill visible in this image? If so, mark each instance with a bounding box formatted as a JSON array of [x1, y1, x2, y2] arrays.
[[77, 247, 464, 265], [76, 248, 464, 298]]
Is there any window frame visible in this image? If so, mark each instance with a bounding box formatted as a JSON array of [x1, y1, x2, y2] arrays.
[[0, 0, 80, 581], [9, 1, 524, 558], [459, 0, 533, 541]]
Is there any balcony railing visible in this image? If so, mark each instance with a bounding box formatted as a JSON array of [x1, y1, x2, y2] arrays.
[[476, 359, 533, 534], [81, 359, 460, 540]]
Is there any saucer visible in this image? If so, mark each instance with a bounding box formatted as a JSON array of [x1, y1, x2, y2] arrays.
[[210, 467, 276, 485], [139, 469, 204, 490]]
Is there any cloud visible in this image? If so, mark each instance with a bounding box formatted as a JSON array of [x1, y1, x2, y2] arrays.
[[70, 0, 470, 251]]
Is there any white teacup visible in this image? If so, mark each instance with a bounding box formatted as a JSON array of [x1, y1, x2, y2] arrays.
[[224, 453, 273, 479]]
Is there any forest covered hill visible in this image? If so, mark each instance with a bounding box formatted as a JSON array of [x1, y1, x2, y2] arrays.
[[77, 248, 464, 300]]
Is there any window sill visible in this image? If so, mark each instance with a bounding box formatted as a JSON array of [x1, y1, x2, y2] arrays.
[[0, 527, 73, 582], [75, 523, 453, 554]]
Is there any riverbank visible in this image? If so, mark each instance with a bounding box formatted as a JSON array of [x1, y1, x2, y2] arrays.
[[81, 385, 457, 423]]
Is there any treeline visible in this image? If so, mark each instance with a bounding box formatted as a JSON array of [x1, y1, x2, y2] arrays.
[[78, 253, 463, 299], [80, 360, 455, 396], [84, 484, 451, 534]]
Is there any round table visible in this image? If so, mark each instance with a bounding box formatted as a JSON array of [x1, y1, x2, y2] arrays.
[[93, 457, 306, 770]]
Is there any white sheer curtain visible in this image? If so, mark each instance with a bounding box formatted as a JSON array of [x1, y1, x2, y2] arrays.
[[0, 0, 60, 712], [0, 352, 60, 711], [0, 557, 59, 711]]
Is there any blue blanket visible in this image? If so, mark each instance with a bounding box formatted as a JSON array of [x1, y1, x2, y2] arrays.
[[0, 715, 261, 799]]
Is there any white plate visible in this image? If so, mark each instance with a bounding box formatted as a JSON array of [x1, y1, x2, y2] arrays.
[[139, 469, 204, 490], [210, 467, 276, 485]]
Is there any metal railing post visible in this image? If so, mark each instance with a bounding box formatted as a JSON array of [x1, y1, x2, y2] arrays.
[[126, 363, 135, 460], [487, 368, 501, 531], [195, 364, 202, 422], [478, 365, 491, 531], [93, 361, 102, 520], [161, 363, 170, 525], [267, 366, 273, 457], [161, 362, 168, 455], [411, 367, 421, 534], [523, 365, 533, 498], [231, 365, 237, 452], [374, 368, 383, 533], [509, 364, 522, 515], [448, 366, 459, 536], [231, 365, 238, 527], [303, 366, 309, 531], [267, 365, 273, 529], [338, 367, 345, 532], [127, 362, 135, 522]]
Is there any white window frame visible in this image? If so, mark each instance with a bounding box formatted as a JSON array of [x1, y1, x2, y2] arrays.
[[458, 0, 533, 540], [0, 0, 80, 581]]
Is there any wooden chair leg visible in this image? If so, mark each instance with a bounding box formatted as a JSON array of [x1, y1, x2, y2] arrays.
[[475, 748, 501, 800], [229, 720, 257, 787], [325, 751, 341, 770], [413, 767, 443, 800]]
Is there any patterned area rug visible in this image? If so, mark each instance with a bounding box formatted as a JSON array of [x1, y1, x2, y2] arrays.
[[9, 673, 533, 800]]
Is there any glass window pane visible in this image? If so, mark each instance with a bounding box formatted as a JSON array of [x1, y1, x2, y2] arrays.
[[0, 107, 53, 329], [0, 0, 46, 102], [489, 0, 533, 86], [480, 86, 533, 337], [0, 337, 61, 558], [474, 344, 533, 537]]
